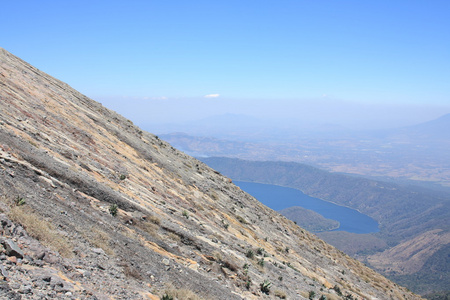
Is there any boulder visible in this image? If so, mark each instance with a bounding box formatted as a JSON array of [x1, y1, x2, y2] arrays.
[[2, 239, 24, 259]]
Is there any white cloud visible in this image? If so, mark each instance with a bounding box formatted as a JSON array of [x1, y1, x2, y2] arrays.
[[141, 96, 168, 100], [204, 94, 220, 98]]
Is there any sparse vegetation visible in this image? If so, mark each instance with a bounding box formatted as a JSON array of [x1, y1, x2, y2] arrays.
[[257, 258, 265, 267], [221, 259, 238, 272], [167, 232, 181, 242], [212, 251, 222, 262], [8, 205, 73, 258], [123, 265, 143, 280], [210, 191, 218, 200], [246, 249, 255, 259], [333, 285, 342, 296], [161, 294, 173, 300], [286, 262, 301, 273], [136, 219, 159, 238], [182, 210, 189, 219], [260, 280, 272, 295], [84, 228, 114, 256], [119, 174, 127, 180], [245, 280, 251, 290], [274, 290, 287, 299], [14, 196, 26, 206], [243, 263, 249, 275], [309, 290, 316, 299], [109, 204, 118, 216], [148, 215, 161, 225], [236, 215, 247, 224], [162, 284, 204, 300]]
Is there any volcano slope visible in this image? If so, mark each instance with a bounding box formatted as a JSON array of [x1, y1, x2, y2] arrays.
[[0, 47, 421, 299]]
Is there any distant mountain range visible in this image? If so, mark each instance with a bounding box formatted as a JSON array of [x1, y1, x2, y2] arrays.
[[160, 111, 450, 189], [390, 113, 450, 140], [148, 110, 450, 142], [147, 112, 358, 142]]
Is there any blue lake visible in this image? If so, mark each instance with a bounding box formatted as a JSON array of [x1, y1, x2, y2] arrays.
[[235, 181, 379, 234]]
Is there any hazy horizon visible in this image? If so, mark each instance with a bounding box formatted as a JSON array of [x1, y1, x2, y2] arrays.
[[2, 1, 449, 133], [95, 96, 450, 133]]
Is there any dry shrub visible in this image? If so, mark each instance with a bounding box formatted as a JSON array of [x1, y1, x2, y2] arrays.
[[148, 215, 161, 225], [236, 215, 247, 224], [322, 293, 340, 300], [221, 259, 238, 272], [210, 191, 218, 201], [83, 228, 114, 256], [124, 265, 144, 280], [167, 232, 181, 242], [211, 233, 224, 241], [212, 251, 223, 262], [211, 251, 238, 272], [136, 219, 159, 238], [274, 290, 287, 299], [299, 291, 309, 298], [163, 283, 205, 300], [8, 206, 73, 258], [194, 203, 204, 211]]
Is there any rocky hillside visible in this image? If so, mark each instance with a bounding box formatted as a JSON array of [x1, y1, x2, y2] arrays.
[[0, 47, 421, 299]]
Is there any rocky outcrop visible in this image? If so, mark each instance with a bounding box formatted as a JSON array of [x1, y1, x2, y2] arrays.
[[0, 47, 422, 299]]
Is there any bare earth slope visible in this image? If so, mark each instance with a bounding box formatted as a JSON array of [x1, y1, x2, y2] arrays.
[[0, 47, 421, 299]]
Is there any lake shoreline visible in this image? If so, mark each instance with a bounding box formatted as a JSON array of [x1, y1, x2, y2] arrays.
[[234, 179, 373, 215], [235, 180, 379, 234]]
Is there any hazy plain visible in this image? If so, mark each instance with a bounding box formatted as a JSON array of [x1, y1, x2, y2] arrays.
[[131, 104, 450, 191]]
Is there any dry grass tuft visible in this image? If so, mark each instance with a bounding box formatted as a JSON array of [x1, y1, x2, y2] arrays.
[[167, 232, 181, 242], [123, 265, 144, 280], [274, 289, 287, 299], [212, 251, 223, 262], [322, 293, 340, 300], [148, 215, 161, 225], [136, 219, 159, 238], [163, 283, 205, 300], [82, 227, 114, 256], [210, 191, 219, 201], [8, 205, 74, 258]]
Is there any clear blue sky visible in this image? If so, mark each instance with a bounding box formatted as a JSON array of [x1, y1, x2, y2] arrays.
[[2, 1, 449, 128]]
